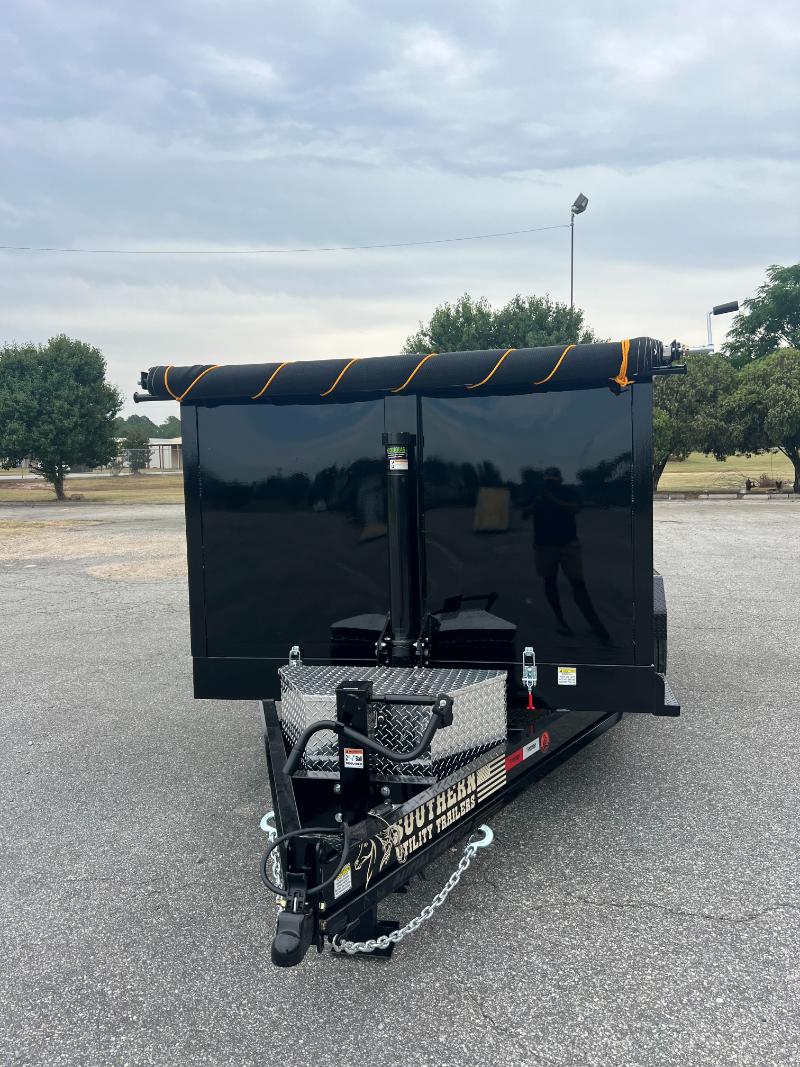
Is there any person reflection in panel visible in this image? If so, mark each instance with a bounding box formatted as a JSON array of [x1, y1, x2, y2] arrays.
[[523, 467, 610, 644]]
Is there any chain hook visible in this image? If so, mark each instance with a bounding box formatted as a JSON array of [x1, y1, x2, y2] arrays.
[[332, 823, 494, 955], [259, 811, 285, 911], [260, 810, 277, 838], [466, 824, 494, 852]]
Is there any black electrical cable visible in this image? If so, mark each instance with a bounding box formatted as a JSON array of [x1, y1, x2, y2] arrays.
[[0, 223, 569, 256], [260, 824, 351, 899], [282, 707, 445, 777]]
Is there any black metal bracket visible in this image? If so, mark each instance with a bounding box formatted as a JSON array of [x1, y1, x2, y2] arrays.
[[333, 908, 400, 960], [375, 614, 391, 665], [283, 687, 454, 776], [336, 680, 373, 824], [413, 612, 440, 666]]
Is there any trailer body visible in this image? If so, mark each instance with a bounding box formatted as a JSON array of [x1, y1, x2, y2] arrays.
[[137, 338, 681, 964]]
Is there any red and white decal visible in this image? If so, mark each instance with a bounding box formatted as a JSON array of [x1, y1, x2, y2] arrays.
[[505, 733, 547, 771], [505, 748, 524, 770]]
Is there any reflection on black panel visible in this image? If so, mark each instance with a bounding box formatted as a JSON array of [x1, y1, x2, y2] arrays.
[[421, 390, 634, 666], [197, 401, 388, 660]]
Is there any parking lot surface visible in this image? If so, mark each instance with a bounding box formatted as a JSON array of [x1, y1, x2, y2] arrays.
[[1, 501, 798, 1067]]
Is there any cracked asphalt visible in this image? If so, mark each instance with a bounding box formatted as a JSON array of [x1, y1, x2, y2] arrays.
[[1, 500, 798, 1067]]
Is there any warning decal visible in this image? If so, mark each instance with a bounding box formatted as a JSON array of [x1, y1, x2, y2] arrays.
[[386, 445, 409, 473], [333, 863, 352, 899], [557, 666, 577, 686], [343, 747, 365, 769]]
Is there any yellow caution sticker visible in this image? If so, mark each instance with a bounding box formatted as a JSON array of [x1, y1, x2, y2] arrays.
[[557, 667, 577, 686]]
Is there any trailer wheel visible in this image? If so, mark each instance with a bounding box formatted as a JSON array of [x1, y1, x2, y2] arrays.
[[653, 571, 668, 674]]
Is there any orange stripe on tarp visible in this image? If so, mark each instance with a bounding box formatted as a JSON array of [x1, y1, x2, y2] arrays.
[[533, 343, 576, 386], [320, 357, 359, 397], [391, 352, 437, 393], [251, 361, 292, 400], [175, 365, 220, 402], [163, 365, 179, 401], [466, 348, 516, 389]]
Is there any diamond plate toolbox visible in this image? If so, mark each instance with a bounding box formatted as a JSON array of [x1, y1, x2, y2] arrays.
[[278, 664, 507, 779]]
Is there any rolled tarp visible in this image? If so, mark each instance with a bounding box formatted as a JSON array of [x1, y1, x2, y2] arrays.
[[139, 337, 669, 405]]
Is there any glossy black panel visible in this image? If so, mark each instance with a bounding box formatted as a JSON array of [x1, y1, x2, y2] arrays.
[[196, 400, 388, 665], [420, 389, 634, 667]]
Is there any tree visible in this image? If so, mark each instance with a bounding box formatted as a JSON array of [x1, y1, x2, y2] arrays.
[[404, 293, 597, 353], [121, 424, 152, 475], [725, 263, 800, 367], [652, 351, 738, 486], [725, 348, 800, 492], [113, 412, 161, 438], [156, 414, 181, 438], [113, 412, 181, 439], [0, 335, 121, 499]]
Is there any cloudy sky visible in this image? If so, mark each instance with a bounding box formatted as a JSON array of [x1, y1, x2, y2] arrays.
[[2, 0, 798, 411]]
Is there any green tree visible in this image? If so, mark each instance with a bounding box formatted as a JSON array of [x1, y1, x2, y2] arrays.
[[404, 293, 596, 353], [121, 424, 152, 475], [113, 412, 180, 438], [653, 351, 738, 487], [0, 335, 121, 499], [725, 263, 800, 367], [725, 348, 800, 492], [156, 414, 181, 438], [114, 412, 161, 438]]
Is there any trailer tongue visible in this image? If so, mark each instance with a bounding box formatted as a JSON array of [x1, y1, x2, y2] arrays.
[[136, 338, 683, 967]]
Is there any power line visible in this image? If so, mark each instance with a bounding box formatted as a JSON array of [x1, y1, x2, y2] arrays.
[[0, 222, 569, 256]]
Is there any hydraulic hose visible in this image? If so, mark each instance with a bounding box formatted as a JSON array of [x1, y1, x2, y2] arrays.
[[282, 698, 450, 777]]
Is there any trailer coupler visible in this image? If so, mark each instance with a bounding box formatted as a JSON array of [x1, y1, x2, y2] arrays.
[[260, 818, 351, 967], [271, 894, 317, 968]]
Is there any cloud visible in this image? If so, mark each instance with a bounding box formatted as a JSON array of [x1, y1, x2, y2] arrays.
[[0, 0, 798, 410], [189, 45, 280, 100]]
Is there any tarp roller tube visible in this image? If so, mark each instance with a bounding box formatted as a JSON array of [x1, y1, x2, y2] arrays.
[[138, 338, 673, 405]]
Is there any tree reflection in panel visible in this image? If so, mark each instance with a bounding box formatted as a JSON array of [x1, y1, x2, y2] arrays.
[[196, 400, 388, 663], [421, 390, 634, 668]]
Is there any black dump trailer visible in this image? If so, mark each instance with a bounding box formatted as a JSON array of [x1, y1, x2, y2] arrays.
[[136, 337, 683, 967]]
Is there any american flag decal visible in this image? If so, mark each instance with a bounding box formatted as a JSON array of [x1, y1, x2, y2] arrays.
[[476, 754, 506, 803]]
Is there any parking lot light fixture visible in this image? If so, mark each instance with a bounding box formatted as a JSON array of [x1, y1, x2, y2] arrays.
[[706, 300, 740, 351], [570, 194, 589, 309]]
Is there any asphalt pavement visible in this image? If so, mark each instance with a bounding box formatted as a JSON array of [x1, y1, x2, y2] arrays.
[[1, 500, 798, 1067]]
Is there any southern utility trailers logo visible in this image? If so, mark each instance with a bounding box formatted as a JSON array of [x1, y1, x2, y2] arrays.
[[349, 755, 506, 891]]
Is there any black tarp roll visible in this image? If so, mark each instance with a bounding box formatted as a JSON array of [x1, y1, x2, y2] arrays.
[[140, 337, 668, 404]]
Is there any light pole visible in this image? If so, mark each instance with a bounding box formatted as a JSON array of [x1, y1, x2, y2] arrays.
[[705, 300, 739, 352], [570, 193, 588, 309]]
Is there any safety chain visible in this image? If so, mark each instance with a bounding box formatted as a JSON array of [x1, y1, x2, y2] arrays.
[[331, 824, 494, 955], [259, 811, 286, 911]]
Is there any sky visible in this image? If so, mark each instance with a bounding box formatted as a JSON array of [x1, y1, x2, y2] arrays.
[[1, 0, 798, 413]]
